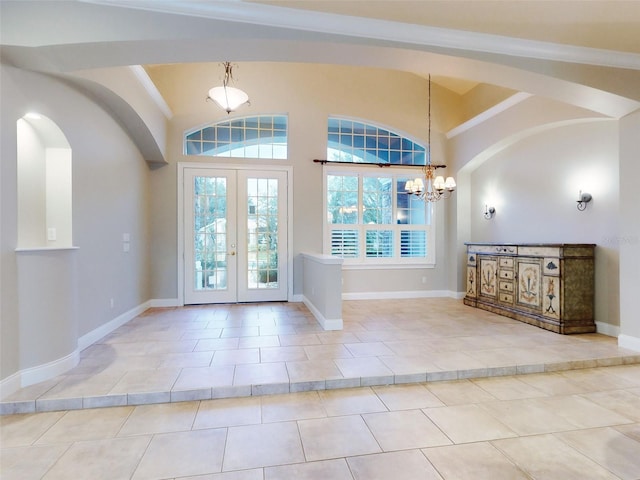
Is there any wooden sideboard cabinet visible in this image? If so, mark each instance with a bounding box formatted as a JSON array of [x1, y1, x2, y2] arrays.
[[463, 243, 596, 334]]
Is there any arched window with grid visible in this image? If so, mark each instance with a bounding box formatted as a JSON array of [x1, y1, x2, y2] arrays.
[[184, 115, 287, 159]]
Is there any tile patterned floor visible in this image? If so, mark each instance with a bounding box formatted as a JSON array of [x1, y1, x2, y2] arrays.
[[1, 298, 639, 414], [2, 364, 640, 478], [2, 299, 640, 479]]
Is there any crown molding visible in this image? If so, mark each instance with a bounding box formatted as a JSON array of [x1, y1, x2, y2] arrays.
[[83, 0, 640, 71]]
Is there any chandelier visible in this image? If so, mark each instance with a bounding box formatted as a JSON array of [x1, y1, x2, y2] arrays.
[[405, 75, 456, 202], [207, 62, 250, 114]]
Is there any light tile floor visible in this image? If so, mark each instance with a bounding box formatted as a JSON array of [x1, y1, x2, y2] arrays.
[[2, 364, 640, 478], [1, 298, 639, 414], [2, 299, 640, 479]]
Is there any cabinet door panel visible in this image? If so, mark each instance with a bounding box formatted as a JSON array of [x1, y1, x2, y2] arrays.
[[516, 258, 542, 310], [479, 257, 498, 298]]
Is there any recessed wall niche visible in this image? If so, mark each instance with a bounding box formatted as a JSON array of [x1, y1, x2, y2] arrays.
[[17, 114, 72, 248]]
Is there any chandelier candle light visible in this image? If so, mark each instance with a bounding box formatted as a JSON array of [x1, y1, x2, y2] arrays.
[[207, 62, 250, 114], [405, 75, 456, 202]]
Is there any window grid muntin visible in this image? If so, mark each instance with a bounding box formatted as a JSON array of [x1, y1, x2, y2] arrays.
[[327, 117, 426, 165], [185, 115, 288, 159], [363, 176, 393, 225]]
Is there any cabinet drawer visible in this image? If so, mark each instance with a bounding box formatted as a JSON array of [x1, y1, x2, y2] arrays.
[[499, 281, 514, 292], [499, 293, 514, 304], [468, 244, 516, 255], [499, 257, 514, 268], [499, 269, 514, 280], [518, 246, 560, 257]]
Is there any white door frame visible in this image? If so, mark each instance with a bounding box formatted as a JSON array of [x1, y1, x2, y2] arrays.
[[177, 161, 294, 306]]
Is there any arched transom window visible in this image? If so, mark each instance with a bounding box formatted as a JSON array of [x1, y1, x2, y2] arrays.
[[185, 115, 287, 159], [327, 117, 425, 165]]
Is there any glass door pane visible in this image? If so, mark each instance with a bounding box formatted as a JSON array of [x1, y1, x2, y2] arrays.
[[247, 177, 279, 289], [193, 175, 228, 291], [184, 168, 237, 304], [237, 170, 288, 302]]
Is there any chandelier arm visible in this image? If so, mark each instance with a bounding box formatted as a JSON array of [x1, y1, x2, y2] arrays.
[[405, 74, 456, 203]]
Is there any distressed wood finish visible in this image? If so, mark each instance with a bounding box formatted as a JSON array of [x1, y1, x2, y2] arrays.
[[464, 243, 596, 334]]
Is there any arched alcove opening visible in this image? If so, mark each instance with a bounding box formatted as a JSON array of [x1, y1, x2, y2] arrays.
[[17, 113, 72, 248], [15, 113, 78, 387]]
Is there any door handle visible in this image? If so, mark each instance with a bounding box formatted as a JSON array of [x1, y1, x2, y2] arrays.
[[227, 251, 236, 256]]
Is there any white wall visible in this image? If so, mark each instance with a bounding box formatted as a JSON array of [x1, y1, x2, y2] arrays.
[[302, 253, 343, 329], [1, 64, 152, 384], [619, 109, 640, 348], [465, 119, 620, 328], [45, 148, 73, 247], [16, 119, 46, 247]]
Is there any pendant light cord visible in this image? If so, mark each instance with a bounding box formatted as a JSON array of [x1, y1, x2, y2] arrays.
[[427, 74, 431, 167]]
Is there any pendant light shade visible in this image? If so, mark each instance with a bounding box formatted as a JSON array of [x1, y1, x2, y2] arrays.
[[207, 62, 250, 114], [208, 85, 250, 114]]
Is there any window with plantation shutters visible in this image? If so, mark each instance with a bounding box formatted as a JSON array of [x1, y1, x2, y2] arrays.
[[331, 230, 359, 258], [323, 118, 434, 266], [324, 170, 434, 266]]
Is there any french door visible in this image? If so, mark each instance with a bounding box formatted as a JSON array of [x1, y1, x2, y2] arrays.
[[183, 167, 288, 304]]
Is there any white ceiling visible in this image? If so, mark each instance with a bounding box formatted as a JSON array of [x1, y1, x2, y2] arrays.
[[1, 1, 639, 117]]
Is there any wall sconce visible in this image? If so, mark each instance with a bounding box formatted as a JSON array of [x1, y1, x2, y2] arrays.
[[483, 204, 496, 220], [576, 191, 592, 211]]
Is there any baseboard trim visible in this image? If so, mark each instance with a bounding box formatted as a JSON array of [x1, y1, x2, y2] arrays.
[[342, 290, 456, 301], [0, 372, 21, 398], [0, 349, 80, 397], [302, 296, 342, 330], [595, 322, 620, 338], [78, 301, 152, 351], [2, 298, 167, 398], [618, 334, 640, 352], [23, 350, 80, 387], [149, 298, 181, 308]]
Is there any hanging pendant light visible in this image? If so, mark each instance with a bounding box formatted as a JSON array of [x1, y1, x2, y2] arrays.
[[207, 62, 250, 114], [405, 75, 456, 202]]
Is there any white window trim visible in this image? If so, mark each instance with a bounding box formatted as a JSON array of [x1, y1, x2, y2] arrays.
[[322, 164, 436, 269]]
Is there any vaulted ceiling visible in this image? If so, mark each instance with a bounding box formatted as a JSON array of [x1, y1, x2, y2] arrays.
[[2, 1, 638, 102], [252, 0, 640, 53], [2, 0, 639, 163]]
